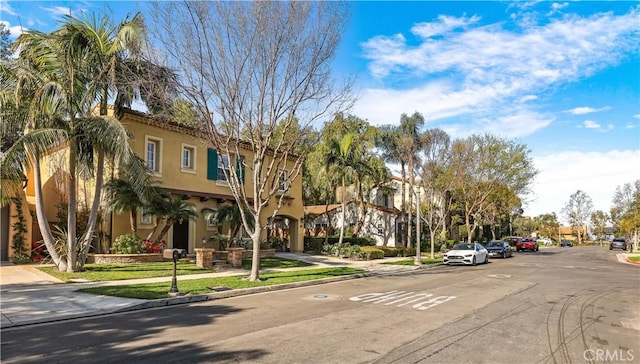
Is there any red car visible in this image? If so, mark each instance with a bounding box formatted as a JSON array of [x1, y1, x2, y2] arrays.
[[516, 238, 539, 252]]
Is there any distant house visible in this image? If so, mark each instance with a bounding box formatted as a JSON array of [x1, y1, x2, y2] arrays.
[[304, 201, 401, 247], [559, 226, 588, 242]]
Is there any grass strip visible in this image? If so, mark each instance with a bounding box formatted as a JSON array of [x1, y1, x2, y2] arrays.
[[38, 257, 312, 282], [381, 257, 442, 266], [78, 267, 365, 299], [628, 256, 640, 263]]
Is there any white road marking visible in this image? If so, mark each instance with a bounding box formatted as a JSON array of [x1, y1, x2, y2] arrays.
[[350, 290, 456, 311]]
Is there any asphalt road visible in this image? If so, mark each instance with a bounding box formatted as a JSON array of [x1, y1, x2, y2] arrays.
[[1, 246, 638, 364]]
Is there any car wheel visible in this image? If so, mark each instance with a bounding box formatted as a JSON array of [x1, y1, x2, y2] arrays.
[[503, 251, 507, 259], [484, 255, 489, 264], [472, 256, 477, 266], [609, 247, 613, 250], [536, 246, 539, 252]]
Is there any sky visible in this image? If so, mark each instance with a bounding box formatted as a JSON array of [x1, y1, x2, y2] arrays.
[[2, 1, 639, 223]]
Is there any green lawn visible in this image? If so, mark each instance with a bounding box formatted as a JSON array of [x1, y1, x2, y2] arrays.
[[241, 256, 313, 269], [628, 256, 640, 263], [381, 257, 443, 266], [38, 257, 312, 282], [38, 261, 212, 282], [78, 267, 365, 299]]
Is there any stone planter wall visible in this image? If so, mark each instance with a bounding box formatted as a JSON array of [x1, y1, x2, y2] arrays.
[[86, 253, 164, 264], [241, 249, 276, 259]]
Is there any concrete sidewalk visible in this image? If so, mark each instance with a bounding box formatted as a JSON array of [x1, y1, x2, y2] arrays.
[[0, 253, 424, 329]]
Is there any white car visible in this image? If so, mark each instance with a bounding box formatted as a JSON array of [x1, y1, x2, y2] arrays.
[[443, 243, 489, 266]]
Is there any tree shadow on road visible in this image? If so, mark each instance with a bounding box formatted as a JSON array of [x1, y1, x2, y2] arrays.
[[1, 303, 270, 363]]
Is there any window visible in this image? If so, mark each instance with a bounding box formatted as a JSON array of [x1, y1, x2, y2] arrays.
[[378, 224, 383, 234], [145, 136, 162, 174], [181, 144, 196, 172], [141, 208, 153, 225], [278, 170, 288, 192], [206, 214, 216, 227], [217, 154, 230, 182]]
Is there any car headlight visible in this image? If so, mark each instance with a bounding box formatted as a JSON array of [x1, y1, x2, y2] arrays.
[[464, 254, 472, 257]]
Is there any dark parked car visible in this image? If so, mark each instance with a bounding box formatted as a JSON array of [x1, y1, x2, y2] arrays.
[[610, 238, 628, 251], [485, 240, 513, 258], [516, 238, 539, 252], [560, 240, 573, 247]]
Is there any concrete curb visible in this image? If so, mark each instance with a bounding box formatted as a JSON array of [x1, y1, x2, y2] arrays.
[[1, 263, 443, 329]]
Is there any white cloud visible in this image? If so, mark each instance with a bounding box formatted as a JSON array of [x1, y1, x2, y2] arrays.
[[0, 21, 25, 37], [634, 114, 640, 119], [520, 95, 539, 102], [0, 1, 17, 16], [42, 5, 72, 17], [411, 15, 480, 39], [525, 150, 640, 222], [566, 106, 611, 115], [357, 7, 639, 138], [583, 120, 601, 129], [551, 2, 569, 11]]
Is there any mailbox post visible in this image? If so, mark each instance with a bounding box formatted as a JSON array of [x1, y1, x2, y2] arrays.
[[163, 249, 186, 296]]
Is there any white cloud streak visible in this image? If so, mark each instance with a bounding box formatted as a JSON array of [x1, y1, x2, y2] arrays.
[[0, 1, 17, 16], [567, 106, 612, 115], [355, 7, 639, 138]]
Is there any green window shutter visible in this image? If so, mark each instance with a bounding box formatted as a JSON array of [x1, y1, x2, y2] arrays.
[[207, 148, 218, 180], [236, 156, 245, 183]]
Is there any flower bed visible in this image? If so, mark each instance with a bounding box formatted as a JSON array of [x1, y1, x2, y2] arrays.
[[86, 253, 164, 264]]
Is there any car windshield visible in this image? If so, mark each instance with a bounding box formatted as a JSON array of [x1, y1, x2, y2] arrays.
[[452, 243, 474, 250], [486, 242, 502, 247]]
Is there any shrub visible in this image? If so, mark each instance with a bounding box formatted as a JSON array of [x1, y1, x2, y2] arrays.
[[358, 246, 384, 260], [112, 234, 144, 254]]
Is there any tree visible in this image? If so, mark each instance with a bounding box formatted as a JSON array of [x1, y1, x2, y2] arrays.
[[149, 196, 198, 244], [398, 112, 425, 253], [326, 133, 358, 247], [201, 204, 255, 245], [2, 13, 151, 272], [590, 210, 609, 244], [451, 134, 537, 243], [0, 22, 11, 60], [149, 1, 353, 281], [611, 180, 640, 250], [419, 128, 453, 259], [561, 190, 593, 245], [533, 213, 560, 242], [376, 125, 407, 246], [104, 157, 163, 235]]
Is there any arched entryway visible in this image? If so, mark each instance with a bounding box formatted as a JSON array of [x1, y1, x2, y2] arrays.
[[267, 215, 300, 252]]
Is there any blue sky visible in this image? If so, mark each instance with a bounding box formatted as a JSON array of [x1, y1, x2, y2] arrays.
[[2, 1, 639, 222]]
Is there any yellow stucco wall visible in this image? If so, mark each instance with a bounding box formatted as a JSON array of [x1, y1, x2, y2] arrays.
[[16, 109, 304, 256], [112, 111, 305, 253]]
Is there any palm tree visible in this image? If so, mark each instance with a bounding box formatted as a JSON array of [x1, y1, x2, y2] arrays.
[[376, 125, 408, 246], [398, 112, 425, 254], [326, 133, 360, 247], [150, 196, 198, 244], [3, 13, 149, 272], [201, 204, 255, 246], [104, 157, 164, 235]]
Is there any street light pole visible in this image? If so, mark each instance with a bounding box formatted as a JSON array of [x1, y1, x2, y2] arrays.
[[415, 189, 422, 266]]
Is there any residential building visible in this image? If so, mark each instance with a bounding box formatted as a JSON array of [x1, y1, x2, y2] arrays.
[[0, 108, 305, 261]]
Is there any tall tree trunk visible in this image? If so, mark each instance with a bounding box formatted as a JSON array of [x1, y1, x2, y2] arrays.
[[400, 162, 407, 247], [407, 159, 414, 249], [155, 221, 174, 245], [67, 140, 78, 272], [248, 215, 261, 281], [31, 152, 66, 271], [338, 177, 346, 246], [130, 208, 138, 234], [78, 150, 105, 270]]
